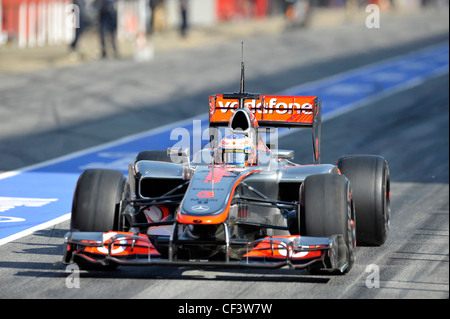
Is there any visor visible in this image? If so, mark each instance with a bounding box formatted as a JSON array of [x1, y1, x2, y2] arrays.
[[223, 149, 248, 166]]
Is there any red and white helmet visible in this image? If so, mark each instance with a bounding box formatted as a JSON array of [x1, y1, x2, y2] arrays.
[[218, 134, 255, 167]]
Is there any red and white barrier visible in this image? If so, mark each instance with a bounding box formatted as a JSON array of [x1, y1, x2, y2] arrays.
[[0, 0, 147, 48], [1, 0, 75, 48]]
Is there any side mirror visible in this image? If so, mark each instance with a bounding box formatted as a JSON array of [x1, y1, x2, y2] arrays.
[[167, 147, 190, 164], [271, 149, 294, 160], [167, 147, 191, 179]]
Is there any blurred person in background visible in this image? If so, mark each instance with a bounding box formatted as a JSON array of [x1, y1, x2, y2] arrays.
[[284, 0, 313, 28], [96, 0, 119, 58], [179, 0, 188, 37], [152, 0, 166, 33], [69, 0, 86, 59]]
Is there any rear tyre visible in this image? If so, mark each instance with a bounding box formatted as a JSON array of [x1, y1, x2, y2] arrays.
[[135, 149, 188, 164], [337, 155, 390, 246], [135, 150, 171, 163], [71, 169, 127, 232], [302, 174, 356, 274]]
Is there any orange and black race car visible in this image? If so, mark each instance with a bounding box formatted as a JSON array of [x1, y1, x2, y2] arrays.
[[63, 52, 390, 274]]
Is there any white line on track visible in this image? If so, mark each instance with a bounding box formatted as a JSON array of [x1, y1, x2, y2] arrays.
[[0, 213, 71, 246]]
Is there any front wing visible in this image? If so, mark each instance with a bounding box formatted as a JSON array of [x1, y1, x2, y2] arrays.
[[62, 231, 350, 273]]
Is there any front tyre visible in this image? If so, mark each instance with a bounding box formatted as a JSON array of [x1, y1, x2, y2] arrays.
[[71, 169, 127, 232], [302, 174, 356, 274]]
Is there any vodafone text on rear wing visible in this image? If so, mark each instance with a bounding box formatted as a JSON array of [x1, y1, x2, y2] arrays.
[[209, 94, 322, 164], [209, 94, 319, 128]]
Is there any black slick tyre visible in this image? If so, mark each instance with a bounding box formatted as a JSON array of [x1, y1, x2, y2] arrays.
[[135, 149, 189, 164], [135, 150, 171, 163], [337, 155, 390, 246], [71, 169, 127, 232], [302, 174, 356, 274]]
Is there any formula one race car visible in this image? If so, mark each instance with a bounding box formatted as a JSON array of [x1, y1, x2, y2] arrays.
[[63, 52, 390, 275]]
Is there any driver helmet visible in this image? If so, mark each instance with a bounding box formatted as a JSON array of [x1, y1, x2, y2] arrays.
[[218, 134, 255, 167]]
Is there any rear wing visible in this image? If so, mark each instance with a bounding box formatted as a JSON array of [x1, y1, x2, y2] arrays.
[[209, 94, 322, 164], [209, 94, 320, 128]]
